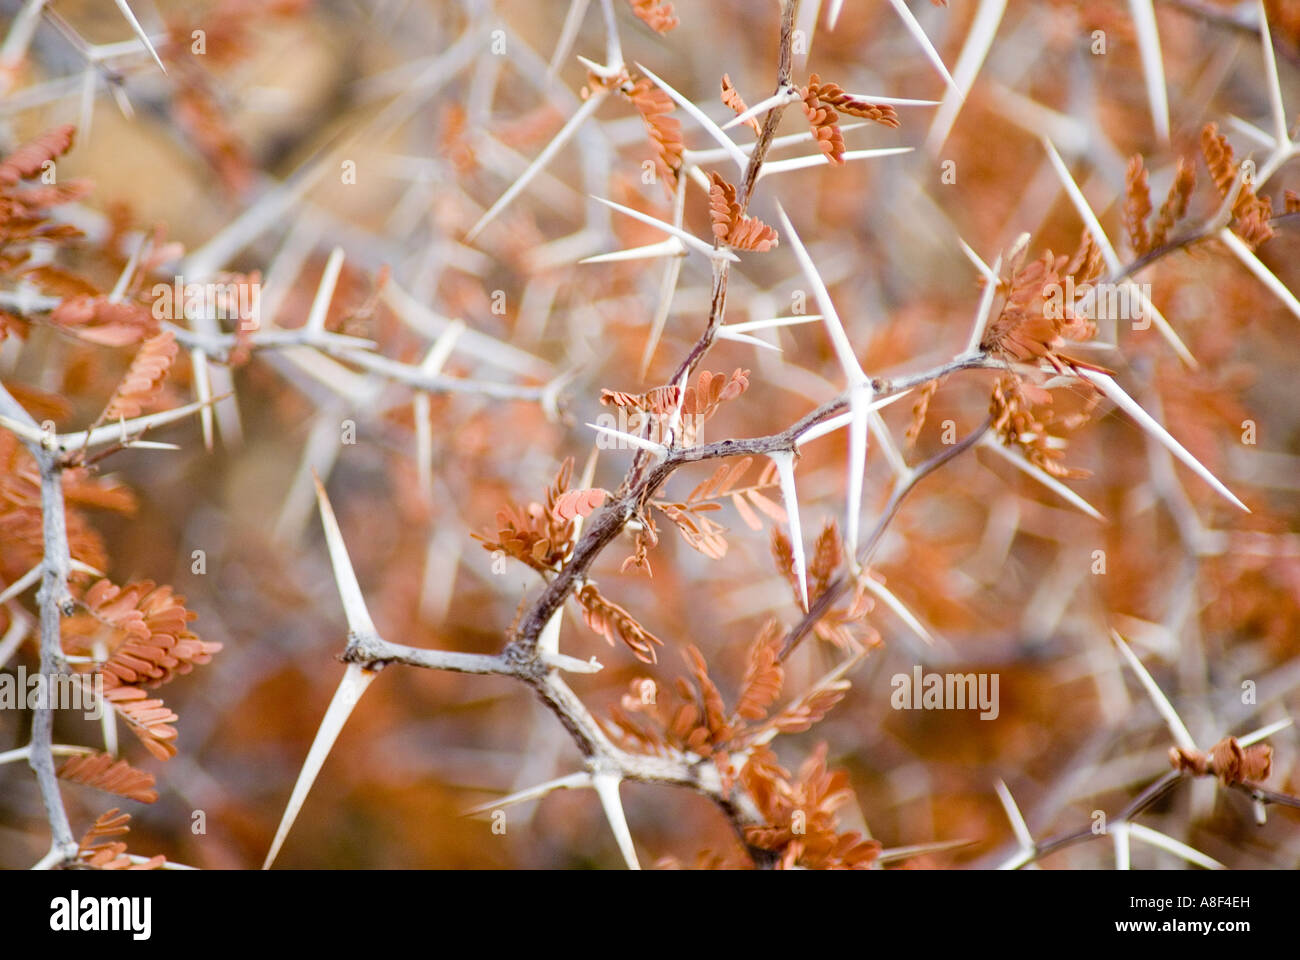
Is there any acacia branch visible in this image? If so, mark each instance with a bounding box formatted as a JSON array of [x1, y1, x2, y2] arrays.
[[0, 381, 77, 862], [779, 417, 994, 661]]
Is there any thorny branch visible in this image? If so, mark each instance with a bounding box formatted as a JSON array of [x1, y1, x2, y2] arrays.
[[7, 0, 1298, 872], [779, 417, 994, 661], [0, 382, 77, 862]]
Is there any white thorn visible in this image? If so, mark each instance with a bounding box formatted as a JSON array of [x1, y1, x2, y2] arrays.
[[925, 0, 1006, 154], [769, 450, 808, 612], [757, 147, 914, 178], [538, 607, 564, 658], [635, 61, 749, 173], [590, 196, 739, 261], [886, 0, 963, 98], [860, 574, 936, 645], [305, 247, 345, 336], [715, 328, 783, 350], [263, 662, 378, 869], [466, 91, 607, 242], [190, 349, 214, 452], [1128, 823, 1225, 869], [720, 88, 800, 131], [1109, 629, 1198, 753], [1079, 370, 1248, 511], [1128, 0, 1170, 143], [979, 434, 1105, 521], [586, 422, 668, 458], [465, 771, 593, 816], [773, 202, 866, 383], [845, 381, 873, 558], [1112, 822, 1132, 870], [1218, 228, 1300, 322], [721, 314, 822, 334], [963, 252, 1003, 355], [313, 473, 380, 638], [592, 773, 640, 869], [795, 391, 913, 447], [112, 0, 165, 74], [1237, 717, 1292, 747], [1257, 0, 1290, 148], [548, 0, 591, 78], [1042, 138, 1121, 273], [994, 778, 1035, 851], [580, 237, 685, 264]]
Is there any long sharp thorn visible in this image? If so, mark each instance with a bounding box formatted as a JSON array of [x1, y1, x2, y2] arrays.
[[994, 779, 1034, 850], [465, 771, 593, 816], [466, 92, 607, 242], [1128, 0, 1171, 143], [262, 662, 378, 869], [886, 0, 963, 99], [758, 147, 913, 178], [581, 238, 684, 264], [795, 391, 912, 446], [548, 0, 591, 79], [591, 196, 739, 261], [846, 382, 872, 557], [1128, 823, 1225, 869], [635, 61, 749, 173], [1079, 370, 1248, 511], [721, 89, 800, 131], [312, 471, 379, 638], [191, 350, 214, 452], [769, 451, 808, 612], [1042, 139, 1121, 272], [305, 247, 345, 335], [861, 574, 936, 645], [1237, 718, 1292, 747], [979, 434, 1105, 521], [1113, 822, 1132, 870], [1218, 228, 1300, 322], [1110, 630, 1198, 753], [592, 773, 640, 869], [586, 422, 667, 458], [112, 0, 165, 74], [925, 0, 1006, 154], [773, 202, 865, 382], [721, 314, 822, 334], [963, 252, 1003, 355], [640, 251, 685, 376], [1256, 0, 1289, 148]]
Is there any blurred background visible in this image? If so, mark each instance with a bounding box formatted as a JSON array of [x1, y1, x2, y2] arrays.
[[1, 0, 1298, 868]]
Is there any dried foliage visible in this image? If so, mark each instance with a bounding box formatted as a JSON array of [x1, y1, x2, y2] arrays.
[[628, 0, 678, 34], [981, 231, 1104, 372], [71, 809, 164, 870], [2, 0, 1298, 875], [98, 331, 180, 423], [708, 172, 779, 251], [1202, 123, 1276, 249], [1170, 737, 1273, 787], [58, 753, 158, 804], [576, 582, 663, 662], [472, 458, 583, 572], [720, 74, 760, 134]]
